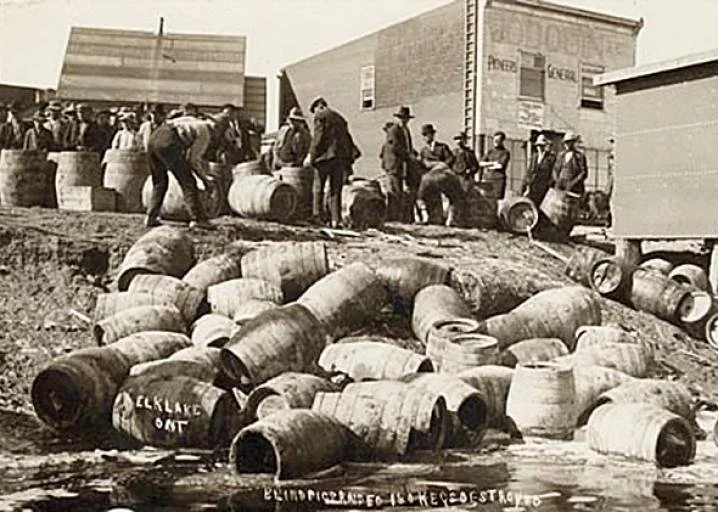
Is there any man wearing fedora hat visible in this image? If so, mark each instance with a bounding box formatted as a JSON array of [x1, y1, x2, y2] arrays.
[[552, 131, 588, 196], [65, 104, 104, 153], [23, 111, 54, 151], [274, 107, 311, 168], [419, 124, 453, 170], [521, 133, 556, 206], [306, 96, 358, 227], [381, 106, 420, 220], [451, 131, 479, 184]]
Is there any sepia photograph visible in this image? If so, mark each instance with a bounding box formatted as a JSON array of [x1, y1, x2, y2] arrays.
[[0, 0, 717, 510]]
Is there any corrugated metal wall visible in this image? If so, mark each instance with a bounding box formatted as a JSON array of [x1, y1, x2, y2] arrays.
[[57, 26, 246, 106], [243, 76, 267, 126]]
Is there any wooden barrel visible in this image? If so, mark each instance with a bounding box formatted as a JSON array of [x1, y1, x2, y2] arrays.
[[457, 365, 513, 426], [276, 166, 313, 219], [93, 305, 186, 345], [640, 258, 675, 276], [112, 373, 244, 449], [669, 264, 710, 293], [314, 382, 448, 458], [574, 325, 637, 351], [412, 285, 473, 343], [115, 226, 196, 292], [297, 262, 388, 339], [130, 346, 224, 385], [233, 299, 279, 325], [401, 373, 489, 447], [0, 149, 49, 207], [140, 173, 222, 221], [31, 331, 190, 431], [629, 268, 694, 323], [539, 188, 580, 235], [426, 318, 481, 372], [246, 372, 338, 421], [704, 312, 718, 349], [573, 365, 635, 426], [102, 149, 150, 213], [374, 258, 450, 313], [498, 196, 539, 234], [564, 246, 611, 287], [55, 151, 102, 189], [190, 314, 238, 349], [375, 173, 414, 223], [476, 170, 504, 201], [678, 290, 714, 339], [440, 333, 500, 374], [499, 338, 568, 368], [587, 403, 696, 467], [230, 409, 349, 480], [206, 278, 283, 319], [228, 174, 297, 222], [240, 242, 328, 302], [231, 160, 268, 180], [589, 256, 635, 300], [572, 342, 652, 378], [181, 252, 243, 294], [479, 286, 601, 350], [506, 361, 576, 439], [341, 180, 387, 230], [220, 303, 326, 389], [318, 340, 433, 381], [127, 274, 206, 324], [462, 184, 497, 229], [590, 379, 694, 422], [93, 291, 174, 321]]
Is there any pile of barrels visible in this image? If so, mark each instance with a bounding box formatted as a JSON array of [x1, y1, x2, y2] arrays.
[[565, 246, 718, 347], [29, 226, 712, 482]]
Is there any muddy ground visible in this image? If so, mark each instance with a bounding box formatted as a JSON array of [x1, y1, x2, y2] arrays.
[[1, 206, 717, 511]]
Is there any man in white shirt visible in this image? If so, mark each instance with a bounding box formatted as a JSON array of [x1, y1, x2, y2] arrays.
[[145, 104, 238, 229]]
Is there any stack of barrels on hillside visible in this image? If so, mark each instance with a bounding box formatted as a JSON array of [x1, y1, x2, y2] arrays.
[[564, 245, 718, 347], [29, 226, 710, 481]]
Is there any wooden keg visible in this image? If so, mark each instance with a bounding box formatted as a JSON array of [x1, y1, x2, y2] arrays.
[[629, 268, 694, 323], [412, 284, 474, 344], [231, 160, 268, 180], [669, 264, 710, 293], [539, 188, 580, 235], [441, 333, 500, 373], [574, 325, 637, 351], [102, 149, 150, 213], [499, 338, 568, 368], [564, 246, 610, 287], [589, 256, 635, 301], [127, 274, 206, 324], [206, 278, 283, 319], [228, 174, 297, 222], [140, 173, 222, 221], [498, 196, 539, 234], [341, 180, 387, 230], [181, 252, 244, 295], [318, 340, 433, 381], [277, 165, 313, 219], [374, 258, 450, 313], [426, 318, 481, 372], [640, 258, 675, 276], [573, 365, 635, 426], [55, 151, 102, 208], [462, 184, 498, 229], [457, 365, 514, 426], [190, 314, 237, 349], [0, 149, 49, 207], [93, 305, 186, 345], [93, 291, 174, 321], [246, 372, 337, 420]]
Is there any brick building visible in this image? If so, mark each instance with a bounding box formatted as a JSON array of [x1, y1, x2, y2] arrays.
[[279, 0, 642, 192]]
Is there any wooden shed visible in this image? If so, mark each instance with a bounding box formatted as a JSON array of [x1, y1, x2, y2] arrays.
[[596, 49, 718, 239]]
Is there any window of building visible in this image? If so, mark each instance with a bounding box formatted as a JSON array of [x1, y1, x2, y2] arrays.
[[519, 52, 546, 101], [360, 65, 375, 110], [581, 63, 605, 110]]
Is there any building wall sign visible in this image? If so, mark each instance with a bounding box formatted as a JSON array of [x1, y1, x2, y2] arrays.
[[518, 100, 545, 129], [547, 64, 577, 82], [488, 55, 517, 73]]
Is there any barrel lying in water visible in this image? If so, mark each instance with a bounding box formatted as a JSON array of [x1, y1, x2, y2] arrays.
[[669, 264, 710, 293], [127, 274, 206, 324], [499, 196, 539, 234], [31, 331, 190, 431], [457, 365, 514, 427], [297, 262, 388, 339], [206, 278, 283, 319], [102, 149, 150, 213], [277, 166, 313, 219], [246, 372, 338, 420], [564, 246, 611, 288], [539, 188, 580, 236], [115, 226, 196, 291], [587, 403, 696, 467], [0, 149, 49, 207], [341, 180, 387, 230], [228, 174, 297, 222], [141, 173, 222, 221], [221, 303, 326, 389], [425, 318, 481, 372], [93, 305, 186, 345], [230, 409, 350, 480], [112, 373, 244, 449], [240, 242, 329, 302], [374, 258, 450, 313], [412, 285, 474, 344], [190, 314, 238, 349], [440, 333, 500, 374], [181, 252, 244, 294], [500, 338, 568, 368], [318, 340, 432, 381], [587, 379, 694, 422], [506, 361, 576, 439], [479, 287, 601, 350], [93, 291, 173, 321]]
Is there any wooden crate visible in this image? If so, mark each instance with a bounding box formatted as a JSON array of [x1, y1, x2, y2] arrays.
[[57, 186, 116, 212]]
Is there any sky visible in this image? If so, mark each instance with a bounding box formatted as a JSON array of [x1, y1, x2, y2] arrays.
[[1, 0, 717, 130]]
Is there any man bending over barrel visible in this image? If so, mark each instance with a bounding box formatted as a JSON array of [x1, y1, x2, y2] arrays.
[[145, 104, 238, 229]]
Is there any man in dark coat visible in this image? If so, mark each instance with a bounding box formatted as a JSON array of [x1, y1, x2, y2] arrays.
[[274, 107, 311, 168], [23, 111, 54, 151], [65, 104, 105, 153], [307, 96, 357, 227], [479, 130, 511, 199], [521, 133, 556, 206], [451, 131, 479, 184], [553, 131, 588, 196], [419, 123, 454, 169], [381, 106, 422, 221], [44, 101, 67, 150], [0, 103, 24, 149]]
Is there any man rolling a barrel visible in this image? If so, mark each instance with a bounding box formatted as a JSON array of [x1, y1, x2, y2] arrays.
[[144, 104, 239, 229], [274, 107, 311, 169], [552, 131, 588, 197]]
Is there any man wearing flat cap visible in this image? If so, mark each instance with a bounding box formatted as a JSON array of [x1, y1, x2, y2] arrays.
[[552, 131, 588, 196], [521, 133, 556, 206], [306, 96, 358, 228], [419, 124, 453, 170], [274, 107, 311, 168], [23, 111, 54, 151]]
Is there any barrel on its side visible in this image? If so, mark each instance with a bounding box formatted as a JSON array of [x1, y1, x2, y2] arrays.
[[640, 258, 675, 276], [573, 365, 635, 426], [629, 268, 693, 323], [574, 325, 637, 351], [246, 372, 338, 420], [572, 342, 652, 378], [500, 338, 568, 368], [318, 340, 433, 381], [127, 274, 206, 324], [588, 379, 694, 422], [669, 264, 711, 293], [590, 256, 635, 301], [457, 365, 514, 427], [499, 196, 539, 234], [374, 258, 450, 313], [228, 175, 297, 222], [191, 314, 238, 348], [341, 180, 387, 230], [587, 403, 696, 467], [0, 149, 49, 207], [102, 149, 150, 213], [462, 184, 497, 230], [206, 278, 283, 319], [130, 346, 224, 385], [93, 305, 186, 345], [564, 246, 611, 287], [232, 160, 268, 180], [233, 300, 279, 326], [181, 252, 243, 294], [412, 285, 473, 344], [140, 173, 222, 221], [93, 291, 174, 321], [115, 226, 196, 291], [539, 188, 580, 235], [277, 166, 313, 219]]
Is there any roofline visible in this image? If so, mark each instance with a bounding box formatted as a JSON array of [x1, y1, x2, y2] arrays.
[[487, 0, 643, 32], [69, 25, 246, 43], [595, 47, 718, 86]]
